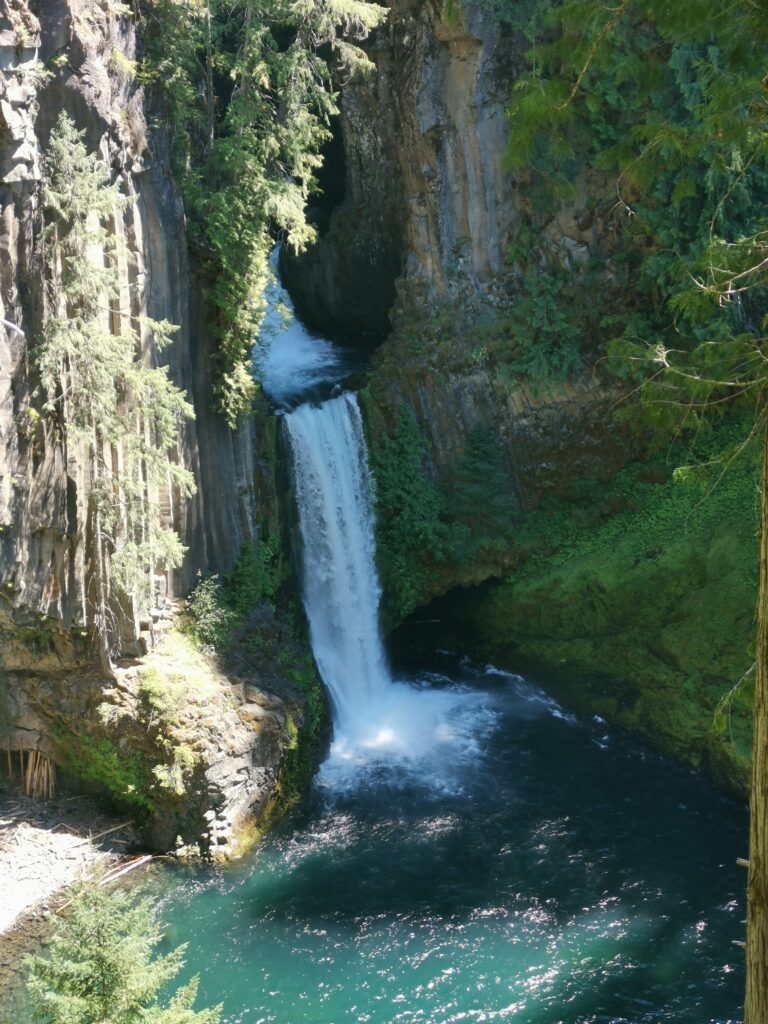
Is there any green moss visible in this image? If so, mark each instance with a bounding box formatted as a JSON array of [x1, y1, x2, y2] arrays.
[[138, 667, 183, 718], [457, 422, 758, 795], [515, 420, 759, 584], [367, 404, 447, 622], [152, 743, 197, 796], [366, 405, 519, 624], [52, 725, 154, 813], [283, 655, 326, 738]]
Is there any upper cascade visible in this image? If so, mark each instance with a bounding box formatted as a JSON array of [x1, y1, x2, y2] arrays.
[[255, 246, 347, 409]]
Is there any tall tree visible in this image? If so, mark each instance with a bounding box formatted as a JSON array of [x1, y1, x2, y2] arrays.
[[25, 885, 221, 1024], [40, 113, 195, 664]]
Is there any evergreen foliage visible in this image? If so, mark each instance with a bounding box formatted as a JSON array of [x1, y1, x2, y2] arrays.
[[501, 266, 583, 381], [448, 427, 516, 554], [138, 0, 387, 425], [503, 0, 768, 421], [370, 406, 448, 620], [370, 410, 518, 621], [39, 114, 195, 660], [24, 886, 221, 1024], [475, 0, 553, 40], [182, 536, 280, 652]]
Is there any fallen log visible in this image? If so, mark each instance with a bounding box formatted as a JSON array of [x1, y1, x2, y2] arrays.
[[68, 822, 134, 850], [99, 854, 153, 886]]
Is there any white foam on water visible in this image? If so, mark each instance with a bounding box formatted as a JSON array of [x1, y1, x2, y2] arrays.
[[483, 665, 577, 724], [255, 247, 344, 408], [284, 393, 495, 793]]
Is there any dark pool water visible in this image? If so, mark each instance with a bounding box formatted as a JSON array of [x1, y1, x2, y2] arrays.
[[154, 657, 746, 1024]]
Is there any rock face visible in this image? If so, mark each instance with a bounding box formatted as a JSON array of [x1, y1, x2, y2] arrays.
[[2, 617, 311, 857], [0, 0, 297, 851], [284, 0, 602, 333], [0, 0, 261, 614], [287, 0, 637, 549], [284, 0, 518, 330]]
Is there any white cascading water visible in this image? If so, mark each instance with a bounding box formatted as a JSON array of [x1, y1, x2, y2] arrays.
[[284, 394, 389, 725], [254, 247, 346, 408], [285, 394, 493, 788], [259, 250, 494, 788]]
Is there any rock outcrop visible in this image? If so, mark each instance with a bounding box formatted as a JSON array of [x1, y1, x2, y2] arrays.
[[287, 0, 637, 557], [284, 0, 605, 333], [0, 0, 298, 852], [2, 617, 311, 857]]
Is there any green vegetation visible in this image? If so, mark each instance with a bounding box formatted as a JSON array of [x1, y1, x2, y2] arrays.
[[499, 0, 768, 411], [180, 536, 329, 792], [138, 666, 186, 719], [499, 266, 584, 382], [517, 419, 759, 580], [138, 0, 386, 425], [49, 632, 234, 818], [475, 0, 553, 38], [368, 405, 447, 621], [39, 113, 194, 662], [153, 742, 198, 797], [367, 403, 517, 621], [440, 0, 768, 396], [452, 420, 759, 796], [181, 536, 280, 652], [219, 535, 280, 620], [448, 426, 517, 556], [280, 650, 325, 738], [25, 885, 221, 1023], [52, 727, 155, 813]]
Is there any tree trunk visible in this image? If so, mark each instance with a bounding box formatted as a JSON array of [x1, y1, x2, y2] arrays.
[[205, 2, 215, 183], [91, 427, 113, 674], [746, 421, 768, 1022]]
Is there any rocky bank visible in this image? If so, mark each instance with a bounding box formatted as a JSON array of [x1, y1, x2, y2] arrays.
[[0, 0, 308, 853]]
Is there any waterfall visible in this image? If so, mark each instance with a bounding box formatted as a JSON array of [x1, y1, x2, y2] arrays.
[[254, 246, 349, 409], [284, 392, 495, 787], [283, 393, 390, 727], [258, 256, 495, 787]]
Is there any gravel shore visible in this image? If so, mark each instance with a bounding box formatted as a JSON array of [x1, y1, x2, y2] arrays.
[[0, 790, 144, 994]]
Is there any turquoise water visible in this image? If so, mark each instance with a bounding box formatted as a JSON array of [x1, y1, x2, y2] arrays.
[[156, 656, 746, 1024]]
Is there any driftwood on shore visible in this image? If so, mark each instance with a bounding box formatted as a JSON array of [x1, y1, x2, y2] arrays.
[[0, 794, 143, 938], [4, 747, 57, 801]]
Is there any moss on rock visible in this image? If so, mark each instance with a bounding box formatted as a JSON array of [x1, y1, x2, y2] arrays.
[[438, 426, 758, 796]]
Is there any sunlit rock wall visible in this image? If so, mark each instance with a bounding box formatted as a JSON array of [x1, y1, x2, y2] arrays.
[[0, 0, 291, 851]]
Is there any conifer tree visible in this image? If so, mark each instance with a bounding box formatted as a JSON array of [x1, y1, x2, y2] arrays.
[[39, 113, 195, 663], [25, 886, 221, 1024], [449, 427, 515, 545], [138, 0, 387, 425]]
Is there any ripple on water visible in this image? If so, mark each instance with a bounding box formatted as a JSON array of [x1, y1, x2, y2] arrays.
[[142, 657, 746, 1024]]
